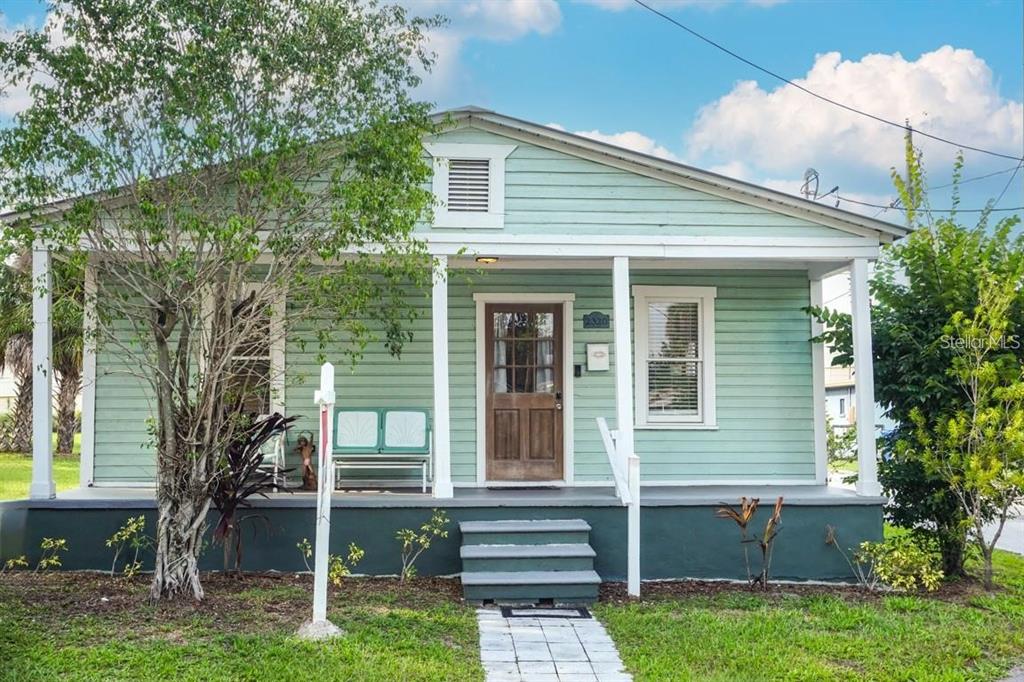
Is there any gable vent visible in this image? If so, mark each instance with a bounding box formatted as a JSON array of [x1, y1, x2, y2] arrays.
[[447, 158, 490, 212]]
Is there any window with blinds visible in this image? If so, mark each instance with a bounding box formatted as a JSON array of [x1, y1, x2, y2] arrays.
[[646, 301, 701, 419], [633, 286, 717, 427], [447, 158, 490, 212]]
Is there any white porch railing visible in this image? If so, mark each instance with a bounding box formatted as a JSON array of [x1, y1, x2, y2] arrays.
[[597, 416, 641, 596], [596, 417, 631, 505]]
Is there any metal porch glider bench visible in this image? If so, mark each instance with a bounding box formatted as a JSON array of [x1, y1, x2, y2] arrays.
[[332, 408, 432, 492]]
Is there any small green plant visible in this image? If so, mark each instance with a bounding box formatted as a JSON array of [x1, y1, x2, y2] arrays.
[[34, 537, 68, 573], [328, 543, 365, 586], [2, 556, 29, 573], [297, 538, 313, 572], [106, 516, 150, 577], [826, 526, 943, 592], [396, 508, 450, 582]]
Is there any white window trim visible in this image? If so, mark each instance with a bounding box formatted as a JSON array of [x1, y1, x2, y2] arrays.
[[227, 282, 286, 415], [425, 142, 516, 229], [632, 285, 717, 429]]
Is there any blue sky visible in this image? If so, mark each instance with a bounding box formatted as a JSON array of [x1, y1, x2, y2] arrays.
[[2, 0, 1022, 222]]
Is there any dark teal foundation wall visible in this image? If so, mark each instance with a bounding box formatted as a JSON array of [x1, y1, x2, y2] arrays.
[[0, 502, 881, 581], [642, 504, 884, 581]]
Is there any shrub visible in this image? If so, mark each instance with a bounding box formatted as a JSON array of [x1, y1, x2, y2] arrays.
[[826, 526, 943, 592], [328, 543, 365, 586], [35, 537, 68, 572], [2, 555, 28, 573], [106, 516, 150, 578], [715, 496, 784, 589], [297, 537, 313, 572], [396, 508, 450, 582]]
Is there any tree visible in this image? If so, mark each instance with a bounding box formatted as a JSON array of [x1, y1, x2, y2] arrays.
[[825, 413, 857, 467], [808, 135, 1024, 576], [0, 265, 33, 453], [0, 0, 439, 600], [905, 274, 1024, 589], [0, 256, 83, 456]]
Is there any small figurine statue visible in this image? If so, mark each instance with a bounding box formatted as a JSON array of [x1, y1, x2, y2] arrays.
[[294, 433, 317, 491]]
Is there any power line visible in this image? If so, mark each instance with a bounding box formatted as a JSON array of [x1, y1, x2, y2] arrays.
[[632, 0, 1024, 162], [991, 160, 1024, 208], [834, 194, 1022, 213], [866, 165, 1022, 217]]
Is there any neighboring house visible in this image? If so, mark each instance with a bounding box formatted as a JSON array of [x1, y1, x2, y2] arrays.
[[1, 108, 909, 597], [0, 369, 15, 414], [825, 366, 856, 430]]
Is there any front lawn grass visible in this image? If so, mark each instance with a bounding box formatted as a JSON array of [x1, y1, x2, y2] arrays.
[[595, 550, 1024, 681], [0, 573, 483, 681], [0, 443, 80, 501]]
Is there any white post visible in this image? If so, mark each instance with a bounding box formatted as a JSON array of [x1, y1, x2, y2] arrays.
[[30, 242, 54, 500], [627, 455, 640, 596], [79, 259, 97, 488], [612, 256, 640, 596], [809, 277, 827, 485], [300, 362, 341, 639], [850, 259, 880, 497], [431, 255, 453, 498]]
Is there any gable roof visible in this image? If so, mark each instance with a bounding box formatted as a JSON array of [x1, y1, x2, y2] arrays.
[[432, 107, 909, 243]]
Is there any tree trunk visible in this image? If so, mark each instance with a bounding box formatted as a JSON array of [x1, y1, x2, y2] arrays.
[[150, 484, 211, 600], [55, 366, 81, 455], [0, 374, 33, 453], [148, 320, 212, 601], [937, 530, 968, 578]]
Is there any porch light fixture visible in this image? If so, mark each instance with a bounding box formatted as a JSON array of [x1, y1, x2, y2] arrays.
[[475, 256, 499, 264]]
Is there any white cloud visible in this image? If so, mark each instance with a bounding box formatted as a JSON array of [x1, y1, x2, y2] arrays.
[[687, 46, 1024, 176], [574, 129, 681, 160], [546, 123, 682, 160], [410, 0, 561, 97]]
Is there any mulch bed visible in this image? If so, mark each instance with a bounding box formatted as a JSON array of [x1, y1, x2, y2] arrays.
[[598, 575, 989, 605], [0, 572, 466, 636], [0, 570, 992, 627]]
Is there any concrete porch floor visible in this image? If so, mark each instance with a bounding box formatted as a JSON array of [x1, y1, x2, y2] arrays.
[[13, 483, 885, 509]]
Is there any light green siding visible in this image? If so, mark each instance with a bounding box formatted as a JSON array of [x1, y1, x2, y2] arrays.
[[93, 322, 157, 482], [91, 268, 815, 484], [420, 127, 846, 239], [88, 124, 830, 485], [280, 268, 815, 485]]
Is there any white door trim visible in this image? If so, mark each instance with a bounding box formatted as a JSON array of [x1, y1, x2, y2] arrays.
[[474, 293, 575, 486]]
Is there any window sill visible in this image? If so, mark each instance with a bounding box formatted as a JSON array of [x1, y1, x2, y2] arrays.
[[635, 423, 719, 431]]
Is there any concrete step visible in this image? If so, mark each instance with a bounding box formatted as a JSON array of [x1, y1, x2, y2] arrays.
[[461, 569, 601, 604], [459, 519, 592, 545], [460, 543, 596, 572]]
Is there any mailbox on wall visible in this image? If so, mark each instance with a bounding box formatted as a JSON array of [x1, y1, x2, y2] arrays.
[[586, 343, 610, 372]]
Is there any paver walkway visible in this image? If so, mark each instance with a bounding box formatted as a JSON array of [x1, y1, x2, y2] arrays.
[[476, 607, 632, 682]]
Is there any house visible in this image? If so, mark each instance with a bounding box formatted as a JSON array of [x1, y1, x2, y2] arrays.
[[0, 108, 907, 598]]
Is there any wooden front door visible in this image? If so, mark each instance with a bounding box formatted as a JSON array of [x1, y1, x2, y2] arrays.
[[485, 303, 564, 481]]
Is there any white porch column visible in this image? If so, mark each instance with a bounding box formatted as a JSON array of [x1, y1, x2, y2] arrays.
[[612, 256, 640, 596], [809, 277, 827, 485], [30, 242, 55, 500], [612, 257, 635, 458], [431, 255, 454, 499], [850, 258, 880, 496]]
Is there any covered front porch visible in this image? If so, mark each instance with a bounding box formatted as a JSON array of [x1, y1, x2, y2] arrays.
[[27, 241, 885, 499]]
